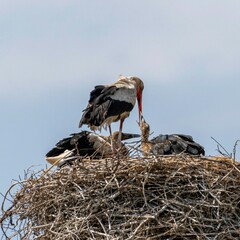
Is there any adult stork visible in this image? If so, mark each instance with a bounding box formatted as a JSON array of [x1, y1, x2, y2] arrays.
[[139, 114, 205, 156], [45, 131, 140, 166], [79, 75, 144, 151]]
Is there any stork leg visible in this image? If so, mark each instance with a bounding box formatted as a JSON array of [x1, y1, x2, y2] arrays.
[[108, 125, 116, 154], [118, 118, 125, 148]]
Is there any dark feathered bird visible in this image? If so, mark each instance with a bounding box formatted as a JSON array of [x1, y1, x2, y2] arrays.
[[79, 75, 144, 151], [45, 131, 140, 166], [139, 114, 205, 156]]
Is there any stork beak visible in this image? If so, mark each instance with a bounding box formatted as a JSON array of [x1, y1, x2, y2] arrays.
[[140, 111, 146, 122], [121, 132, 141, 140], [137, 112, 145, 126], [137, 91, 142, 123]]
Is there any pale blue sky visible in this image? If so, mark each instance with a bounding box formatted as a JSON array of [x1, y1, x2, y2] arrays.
[[1, 1, 240, 236]]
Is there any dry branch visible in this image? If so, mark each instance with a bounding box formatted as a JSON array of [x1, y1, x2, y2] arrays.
[[1, 155, 240, 240]]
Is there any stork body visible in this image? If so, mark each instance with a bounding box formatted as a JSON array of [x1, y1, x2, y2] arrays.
[[140, 115, 205, 156], [45, 131, 140, 166], [79, 76, 144, 150]]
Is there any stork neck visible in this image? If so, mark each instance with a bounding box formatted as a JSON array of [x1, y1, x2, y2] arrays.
[[141, 128, 149, 142]]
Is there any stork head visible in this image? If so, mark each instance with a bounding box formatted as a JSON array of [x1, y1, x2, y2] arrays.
[[138, 113, 150, 141], [131, 77, 144, 122]]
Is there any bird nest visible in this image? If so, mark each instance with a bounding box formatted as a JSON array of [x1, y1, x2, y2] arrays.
[[1, 155, 240, 239]]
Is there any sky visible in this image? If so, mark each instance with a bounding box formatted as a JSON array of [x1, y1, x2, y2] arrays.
[[1, 0, 240, 236]]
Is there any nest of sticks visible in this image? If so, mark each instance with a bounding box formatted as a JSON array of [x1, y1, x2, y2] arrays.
[[1, 154, 240, 240]]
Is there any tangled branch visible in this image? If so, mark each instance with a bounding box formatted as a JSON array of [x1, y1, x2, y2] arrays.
[[1, 155, 240, 239]]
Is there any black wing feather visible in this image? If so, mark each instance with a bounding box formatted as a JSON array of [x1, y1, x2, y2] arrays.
[[79, 85, 133, 127], [89, 85, 105, 104], [151, 134, 205, 156], [45, 131, 96, 158], [79, 85, 118, 127]]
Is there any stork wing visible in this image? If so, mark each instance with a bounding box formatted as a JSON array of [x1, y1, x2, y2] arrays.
[[151, 134, 205, 156], [91, 86, 118, 106], [79, 85, 118, 126], [46, 131, 97, 158], [171, 134, 194, 142], [46, 136, 73, 158], [79, 84, 134, 128], [88, 85, 105, 104]]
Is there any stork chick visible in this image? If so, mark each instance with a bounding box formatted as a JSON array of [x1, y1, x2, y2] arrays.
[[139, 114, 205, 156]]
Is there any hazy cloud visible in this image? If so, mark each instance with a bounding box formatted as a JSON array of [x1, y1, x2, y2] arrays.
[[1, 1, 240, 99]]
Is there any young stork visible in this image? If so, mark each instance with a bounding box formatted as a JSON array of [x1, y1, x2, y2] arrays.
[[139, 114, 205, 156], [79, 75, 144, 152], [45, 131, 140, 166]]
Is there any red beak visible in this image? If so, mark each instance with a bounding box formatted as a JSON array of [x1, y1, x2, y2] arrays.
[[137, 91, 142, 123]]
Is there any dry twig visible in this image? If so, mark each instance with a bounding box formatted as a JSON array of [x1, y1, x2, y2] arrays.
[[1, 154, 240, 240]]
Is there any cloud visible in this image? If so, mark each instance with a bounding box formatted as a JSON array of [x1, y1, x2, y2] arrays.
[[1, 0, 240, 99]]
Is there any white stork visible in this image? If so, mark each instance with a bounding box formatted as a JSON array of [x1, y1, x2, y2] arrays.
[[139, 114, 205, 156], [79, 75, 144, 151], [45, 131, 140, 166]]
